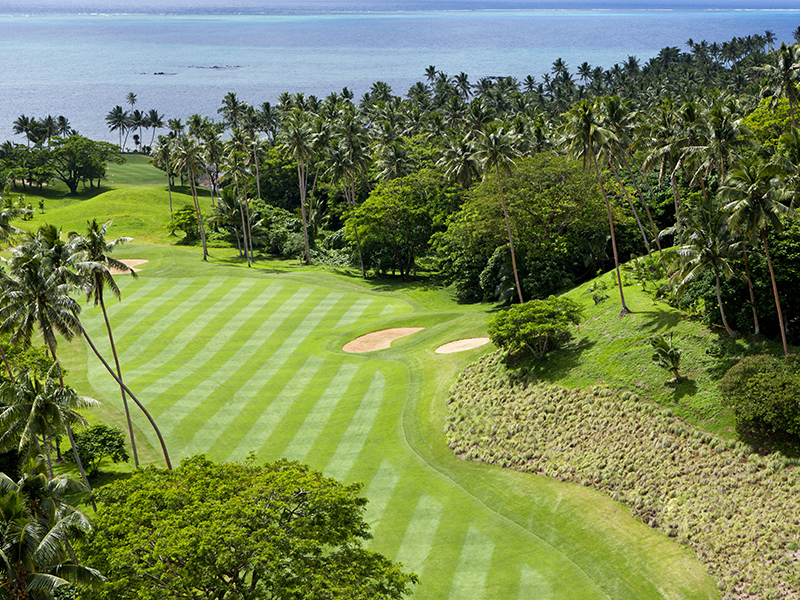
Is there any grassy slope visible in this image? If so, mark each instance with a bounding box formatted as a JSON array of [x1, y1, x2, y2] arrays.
[[44, 160, 718, 599]]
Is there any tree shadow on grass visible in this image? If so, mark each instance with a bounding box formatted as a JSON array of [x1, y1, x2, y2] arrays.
[[522, 337, 597, 383], [737, 427, 800, 459], [665, 377, 698, 402], [637, 305, 686, 334]]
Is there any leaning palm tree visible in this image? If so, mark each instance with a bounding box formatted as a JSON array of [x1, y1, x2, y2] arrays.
[[70, 220, 140, 467], [722, 156, 793, 357], [665, 197, 738, 338], [559, 99, 630, 314], [0, 253, 95, 495], [174, 136, 209, 261], [473, 124, 524, 304]]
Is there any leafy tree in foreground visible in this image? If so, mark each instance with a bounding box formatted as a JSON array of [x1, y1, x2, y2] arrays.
[[79, 454, 417, 600]]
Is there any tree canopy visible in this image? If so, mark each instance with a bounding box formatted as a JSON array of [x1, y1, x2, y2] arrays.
[[78, 454, 418, 600]]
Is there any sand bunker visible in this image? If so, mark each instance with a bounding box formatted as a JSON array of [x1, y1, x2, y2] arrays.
[[435, 337, 491, 354], [343, 327, 425, 353], [108, 259, 149, 275]]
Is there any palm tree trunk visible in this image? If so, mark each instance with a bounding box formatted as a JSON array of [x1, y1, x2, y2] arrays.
[[496, 163, 524, 304], [0, 345, 14, 382], [298, 161, 311, 265], [78, 322, 172, 470], [624, 156, 662, 254], [166, 160, 174, 221], [714, 268, 736, 338], [593, 152, 630, 314], [741, 244, 760, 335], [99, 295, 139, 467], [762, 233, 789, 358], [51, 347, 96, 511], [610, 163, 651, 258], [189, 171, 208, 261], [670, 172, 684, 245]]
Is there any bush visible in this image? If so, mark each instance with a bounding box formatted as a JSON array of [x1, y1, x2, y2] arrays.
[[69, 424, 129, 475], [488, 296, 582, 360], [720, 354, 800, 436]]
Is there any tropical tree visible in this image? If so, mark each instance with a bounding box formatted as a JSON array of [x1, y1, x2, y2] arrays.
[[722, 156, 793, 356], [0, 464, 103, 599], [473, 124, 524, 304], [145, 109, 165, 147], [174, 136, 209, 261], [559, 99, 630, 314], [279, 110, 314, 264], [70, 220, 139, 467], [0, 370, 96, 480], [150, 136, 175, 218], [756, 42, 800, 126], [665, 197, 738, 337]]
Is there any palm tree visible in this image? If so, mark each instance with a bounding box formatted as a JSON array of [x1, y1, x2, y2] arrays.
[[174, 136, 209, 261], [150, 136, 175, 219], [0, 472, 103, 599], [437, 134, 479, 189], [55, 116, 71, 138], [722, 156, 793, 357], [559, 99, 630, 314], [279, 110, 314, 264], [70, 220, 140, 467], [665, 197, 738, 337], [756, 42, 800, 126], [12, 116, 34, 147], [0, 250, 96, 495], [0, 370, 96, 480], [473, 124, 524, 304], [218, 92, 246, 130], [146, 109, 165, 147]]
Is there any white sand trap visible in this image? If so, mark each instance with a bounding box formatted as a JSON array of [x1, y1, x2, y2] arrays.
[[108, 259, 149, 275], [435, 337, 491, 354], [343, 327, 425, 353]]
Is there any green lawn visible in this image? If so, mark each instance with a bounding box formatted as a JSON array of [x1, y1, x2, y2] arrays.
[[64, 240, 719, 600]]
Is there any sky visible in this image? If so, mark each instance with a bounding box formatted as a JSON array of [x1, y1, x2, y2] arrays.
[[4, 0, 800, 12]]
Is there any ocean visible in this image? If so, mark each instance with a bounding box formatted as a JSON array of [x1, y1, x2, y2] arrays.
[[0, 2, 798, 143]]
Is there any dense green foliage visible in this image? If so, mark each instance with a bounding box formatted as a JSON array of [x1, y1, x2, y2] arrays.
[[434, 153, 611, 302], [79, 454, 417, 600], [720, 354, 800, 437], [446, 353, 800, 600], [68, 424, 129, 476], [488, 296, 582, 359]]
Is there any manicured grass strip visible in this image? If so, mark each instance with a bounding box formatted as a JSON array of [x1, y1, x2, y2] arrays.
[[324, 370, 385, 481], [448, 527, 494, 600], [187, 292, 343, 456], [281, 363, 360, 461], [107, 279, 193, 340], [518, 565, 552, 599], [113, 277, 227, 364], [334, 298, 374, 329], [226, 356, 324, 460], [138, 285, 304, 415], [394, 494, 444, 578], [361, 459, 402, 531], [75, 259, 719, 600], [121, 279, 257, 376]]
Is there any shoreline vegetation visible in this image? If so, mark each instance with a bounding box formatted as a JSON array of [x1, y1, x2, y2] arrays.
[[1, 23, 800, 600]]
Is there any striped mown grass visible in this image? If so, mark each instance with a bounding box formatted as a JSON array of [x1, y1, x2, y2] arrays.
[[74, 246, 720, 600]]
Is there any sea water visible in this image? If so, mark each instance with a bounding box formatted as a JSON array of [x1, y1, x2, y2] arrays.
[[0, 2, 798, 143]]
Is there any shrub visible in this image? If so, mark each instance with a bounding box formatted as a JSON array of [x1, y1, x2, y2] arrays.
[[720, 354, 800, 436], [649, 333, 682, 382], [488, 296, 582, 360], [69, 424, 129, 475]]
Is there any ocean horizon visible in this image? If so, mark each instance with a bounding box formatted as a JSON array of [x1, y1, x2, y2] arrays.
[[1, 2, 798, 143]]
